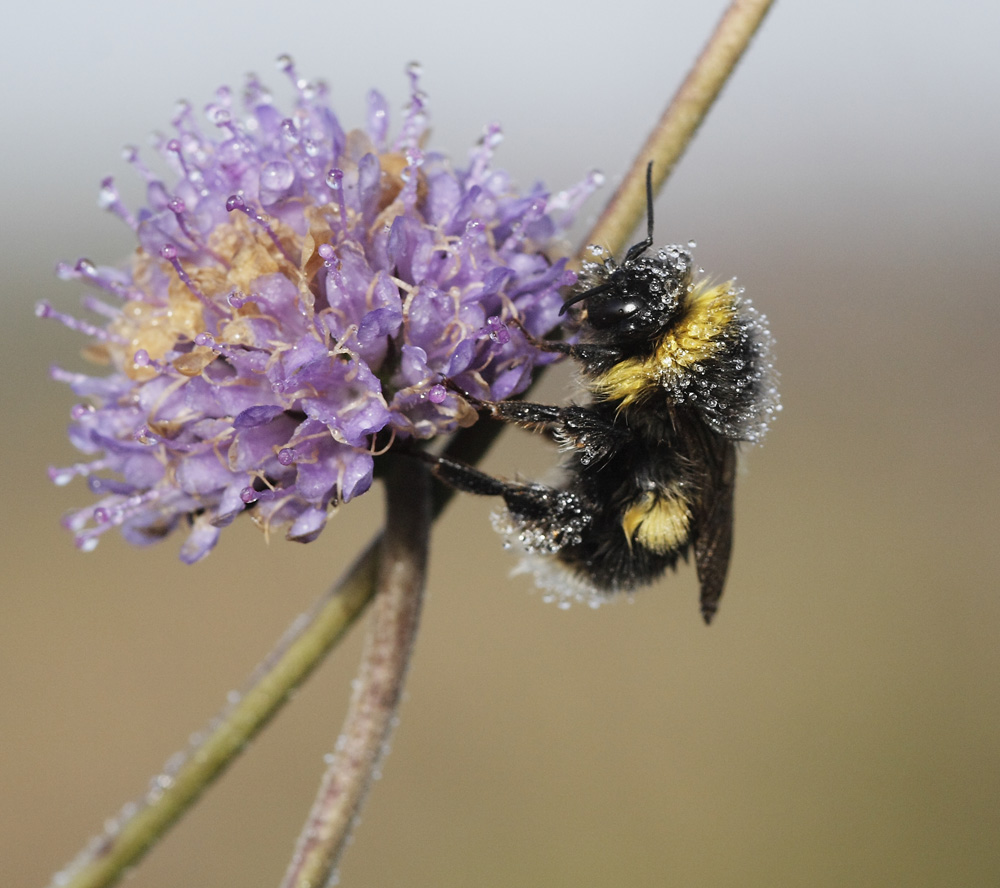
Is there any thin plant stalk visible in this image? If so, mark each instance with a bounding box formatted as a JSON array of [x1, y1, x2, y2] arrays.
[[47, 544, 379, 888], [46, 2, 774, 886], [279, 458, 431, 888], [587, 0, 775, 259]]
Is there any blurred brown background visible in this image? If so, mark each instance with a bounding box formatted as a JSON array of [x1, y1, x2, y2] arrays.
[[3, 1, 998, 886]]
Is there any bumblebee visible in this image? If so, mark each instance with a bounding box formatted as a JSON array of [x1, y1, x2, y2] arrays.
[[427, 164, 778, 623]]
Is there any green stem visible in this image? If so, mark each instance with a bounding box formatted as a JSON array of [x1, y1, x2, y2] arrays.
[[46, 2, 775, 886], [48, 543, 378, 888]]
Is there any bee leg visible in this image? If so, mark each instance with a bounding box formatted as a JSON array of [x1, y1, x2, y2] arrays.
[[507, 318, 576, 357], [486, 401, 629, 465], [408, 450, 583, 532], [438, 376, 569, 437], [485, 399, 565, 433], [411, 450, 509, 497], [509, 318, 623, 365], [438, 390, 628, 461], [414, 450, 544, 515]]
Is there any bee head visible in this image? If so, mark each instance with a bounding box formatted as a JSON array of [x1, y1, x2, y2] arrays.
[[560, 163, 693, 345], [564, 247, 693, 344]]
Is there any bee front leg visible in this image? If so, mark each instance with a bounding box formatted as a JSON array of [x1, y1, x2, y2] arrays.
[[439, 380, 627, 467], [439, 376, 567, 437], [487, 401, 629, 466], [509, 318, 623, 365]]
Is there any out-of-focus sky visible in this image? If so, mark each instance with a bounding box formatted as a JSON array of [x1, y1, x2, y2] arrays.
[[3, 1, 998, 886]]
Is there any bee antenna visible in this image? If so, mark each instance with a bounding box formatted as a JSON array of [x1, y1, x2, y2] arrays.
[[559, 278, 613, 315], [622, 161, 655, 264], [558, 163, 656, 315]]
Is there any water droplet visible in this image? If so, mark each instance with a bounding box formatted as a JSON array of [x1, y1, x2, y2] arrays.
[[482, 124, 503, 149], [260, 160, 294, 191], [98, 180, 118, 209], [150, 772, 173, 791], [49, 467, 75, 486]]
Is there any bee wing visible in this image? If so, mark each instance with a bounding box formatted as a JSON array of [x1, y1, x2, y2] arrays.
[[692, 435, 737, 624]]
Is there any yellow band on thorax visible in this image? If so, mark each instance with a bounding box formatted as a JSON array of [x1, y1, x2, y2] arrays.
[[590, 282, 736, 409]]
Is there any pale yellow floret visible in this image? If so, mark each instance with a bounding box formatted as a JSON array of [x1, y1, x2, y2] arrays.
[[97, 153, 422, 385], [590, 281, 736, 408]]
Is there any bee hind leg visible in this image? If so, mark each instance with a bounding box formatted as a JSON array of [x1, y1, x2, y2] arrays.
[[406, 450, 590, 550]]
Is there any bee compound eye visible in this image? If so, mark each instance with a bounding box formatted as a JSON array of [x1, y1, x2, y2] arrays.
[[586, 295, 640, 328]]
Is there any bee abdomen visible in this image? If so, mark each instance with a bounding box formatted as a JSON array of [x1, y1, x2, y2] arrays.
[[621, 489, 692, 555]]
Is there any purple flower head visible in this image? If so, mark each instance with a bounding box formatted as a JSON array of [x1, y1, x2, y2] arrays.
[[46, 59, 602, 561]]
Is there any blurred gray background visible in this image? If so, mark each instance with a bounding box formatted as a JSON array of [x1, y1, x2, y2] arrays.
[[3, 0, 998, 885]]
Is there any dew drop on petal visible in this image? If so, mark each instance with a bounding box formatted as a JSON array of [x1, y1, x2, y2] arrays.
[[49, 467, 75, 486], [260, 160, 294, 191], [326, 168, 344, 190]]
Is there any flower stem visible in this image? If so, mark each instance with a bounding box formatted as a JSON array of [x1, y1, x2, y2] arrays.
[[584, 0, 775, 259], [279, 458, 431, 888], [46, 4, 774, 886], [48, 546, 379, 888]]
